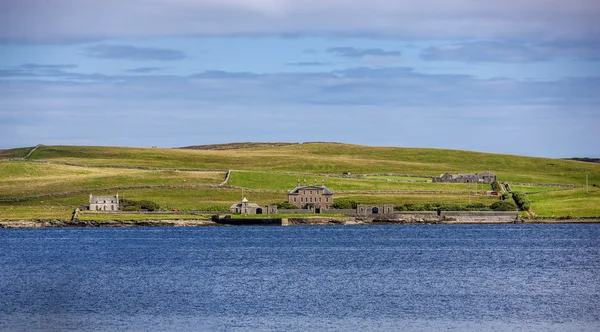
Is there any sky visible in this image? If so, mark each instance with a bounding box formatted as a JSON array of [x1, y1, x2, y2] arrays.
[[1, 0, 599, 157]]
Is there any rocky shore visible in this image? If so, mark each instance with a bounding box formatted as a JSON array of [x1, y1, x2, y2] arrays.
[[2, 217, 598, 228]]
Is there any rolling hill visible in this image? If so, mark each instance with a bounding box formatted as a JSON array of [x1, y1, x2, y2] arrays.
[[1, 143, 599, 221]]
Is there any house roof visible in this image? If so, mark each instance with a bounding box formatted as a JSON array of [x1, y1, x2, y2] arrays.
[[288, 185, 334, 195], [90, 195, 118, 204], [230, 202, 261, 209]]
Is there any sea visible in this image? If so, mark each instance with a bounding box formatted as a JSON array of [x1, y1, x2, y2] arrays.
[[1, 224, 599, 332]]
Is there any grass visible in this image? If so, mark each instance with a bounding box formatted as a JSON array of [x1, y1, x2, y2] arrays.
[[228, 170, 489, 192], [26, 144, 600, 185], [0, 188, 284, 211], [0, 161, 225, 198], [2, 142, 600, 220], [0, 206, 73, 221], [510, 185, 571, 194], [334, 193, 499, 206], [528, 188, 600, 217], [0, 147, 34, 159], [229, 213, 347, 219], [364, 175, 432, 182], [77, 212, 212, 221]]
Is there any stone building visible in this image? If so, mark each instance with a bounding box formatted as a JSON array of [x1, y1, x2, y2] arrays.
[[229, 197, 262, 214], [287, 180, 334, 210], [433, 171, 496, 184], [89, 194, 119, 211], [356, 204, 394, 215]]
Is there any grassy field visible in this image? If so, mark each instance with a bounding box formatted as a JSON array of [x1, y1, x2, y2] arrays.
[[0, 147, 33, 159], [1, 143, 594, 185], [1, 142, 599, 220], [510, 185, 571, 194], [334, 193, 500, 206], [77, 212, 212, 221], [230, 213, 347, 219], [0, 206, 73, 221], [0, 188, 284, 211], [528, 188, 600, 217], [0, 161, 225, 198], [364, 175, 432, 182], [228, 170, 485, 192]]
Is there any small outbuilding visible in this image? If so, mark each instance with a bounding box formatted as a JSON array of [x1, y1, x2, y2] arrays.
[[229, 197, 263, 214]]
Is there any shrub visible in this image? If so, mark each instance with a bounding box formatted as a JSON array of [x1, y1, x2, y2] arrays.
[[490, 200, 517, 211], [511, 191, 531, 211], [465, 203, 490, 211], [492, 181, 504, 193], [332, 198, 358, 209], [277, 202, 298, 209], [137, 200, 160, 211], [120, 198, 160, 211]]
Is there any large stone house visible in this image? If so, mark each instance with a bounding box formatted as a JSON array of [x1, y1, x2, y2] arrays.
[[229, 197, 262, 214], [433, 171, 496, 184], [89, 194, 119, 211], [287, 180, 334, 210]]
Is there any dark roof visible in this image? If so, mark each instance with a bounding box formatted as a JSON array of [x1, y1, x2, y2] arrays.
[[288, 185, 334, 194]]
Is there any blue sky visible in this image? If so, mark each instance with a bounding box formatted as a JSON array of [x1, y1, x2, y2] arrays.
[[1, 0, 599, 157]]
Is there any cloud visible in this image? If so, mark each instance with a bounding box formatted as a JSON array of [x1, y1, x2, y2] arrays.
[[286, 62, 329, 67], [420, 40, 600, 62], [1, 1, 599, 42], [327, 47, 402, 58], [2, 66, 599, 156], [125, 67, 167, 73], [326, 47, 402, 64], [19, 63, 78, 69], [83, 44, 186, 61]]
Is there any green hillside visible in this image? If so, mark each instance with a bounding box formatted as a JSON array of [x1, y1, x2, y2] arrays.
[[1, 143, 599, 221]]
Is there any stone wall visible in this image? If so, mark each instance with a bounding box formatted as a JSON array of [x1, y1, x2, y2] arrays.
[[278, 208, 315, 214], [440, 211, 518, 223], [329, 209, 357, 215]]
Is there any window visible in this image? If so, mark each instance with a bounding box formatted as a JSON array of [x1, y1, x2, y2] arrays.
[[310, 191, 312, 195], [319, 197, 322, 202], [326, 205, 328, 209], [301, 197, 303, 202], [326, 197, 329, 202], [310, 197, 313, 203], [294, 197, 297, 202], [303, 191, 306, 194]]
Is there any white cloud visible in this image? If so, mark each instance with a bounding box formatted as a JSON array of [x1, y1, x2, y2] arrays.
[[1, 0, 599, 42]]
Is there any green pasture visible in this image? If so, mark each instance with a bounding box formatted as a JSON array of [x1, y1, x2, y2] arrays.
[[228, 170, 490, 192], [229, 213, 347, 219], [509, 185, 571, 194], [528, 188, 600, 217], [0, 205, 73, 221], [77, 212, 212, 222], [0, 143, 593, 185], [0, 161, 225, 198], [0, 147, 33, 159], [364, 175, 432, 182], [0, 188, 284, 212]]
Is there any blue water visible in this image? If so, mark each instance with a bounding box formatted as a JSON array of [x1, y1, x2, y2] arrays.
[[1, 224, 599, 332]]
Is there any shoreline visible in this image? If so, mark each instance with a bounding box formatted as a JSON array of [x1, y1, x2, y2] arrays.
[[1, 218, 599, 228]]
